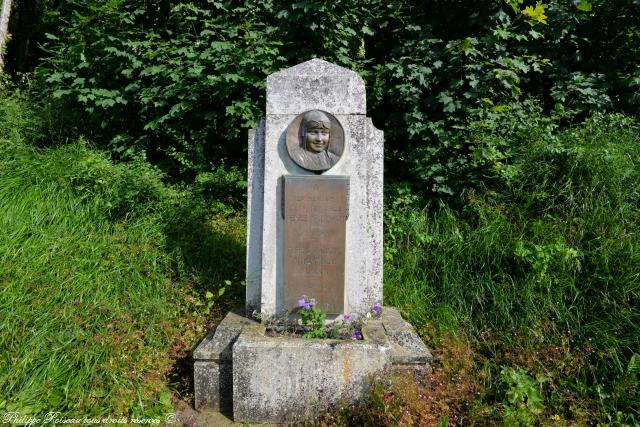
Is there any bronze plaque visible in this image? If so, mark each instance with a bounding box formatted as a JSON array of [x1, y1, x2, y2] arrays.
[[283, 175, 349, 314]]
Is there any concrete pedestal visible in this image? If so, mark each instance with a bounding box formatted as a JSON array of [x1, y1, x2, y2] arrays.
[[193, 307, 432, 423]]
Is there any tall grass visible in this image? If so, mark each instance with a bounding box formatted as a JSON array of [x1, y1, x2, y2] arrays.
[[384, 114, 640, 421], [1, 147, 175, 415], [0, 95, 246, 417]]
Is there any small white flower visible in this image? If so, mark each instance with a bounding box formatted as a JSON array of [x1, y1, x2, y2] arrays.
[[366, 312, 372, 318]]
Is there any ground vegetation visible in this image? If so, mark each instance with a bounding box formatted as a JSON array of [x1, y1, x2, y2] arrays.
[[1, 0, 639, 424]]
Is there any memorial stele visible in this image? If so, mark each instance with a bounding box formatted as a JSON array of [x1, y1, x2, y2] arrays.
[[246, 58, 383, 319], [193, 59, 432, 422]]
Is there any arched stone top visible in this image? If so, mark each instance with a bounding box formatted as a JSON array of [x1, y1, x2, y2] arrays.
[[266, 58, 366, 115]]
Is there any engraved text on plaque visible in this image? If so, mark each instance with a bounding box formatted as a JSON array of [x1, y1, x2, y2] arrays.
[[283, 175, 348, 314]]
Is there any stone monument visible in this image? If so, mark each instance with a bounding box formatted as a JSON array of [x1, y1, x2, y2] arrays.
[[247, 58, 384, 319], [193, 59, 431, 423]]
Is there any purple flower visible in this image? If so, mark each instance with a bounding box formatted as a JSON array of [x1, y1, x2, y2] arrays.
[[351, 330, 363, 340], [371, 305, 382, 314], [303, 302, 311, 310], [309, 298, 316, 307], [298, 295, 308, 308], [342, 313, 351, 322]]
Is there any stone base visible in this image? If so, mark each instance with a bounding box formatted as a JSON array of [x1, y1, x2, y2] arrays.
[[193, 306, 432, 423]]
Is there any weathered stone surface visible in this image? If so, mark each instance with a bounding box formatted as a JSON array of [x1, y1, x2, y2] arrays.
[[194, 361, 231, 412], [267, 58, 366, 115], [247, 105, 383, 318], [193, 310, 259, 412], [381, 307, 433, 366], [246, 120, 265, 314], [258, 121, 383, 318], [194, 306, 432, 422], [193, 309, 258, 361], [232, 323, 391, 423], [246, 59, 383, 319], [196, 60, 431, 423]]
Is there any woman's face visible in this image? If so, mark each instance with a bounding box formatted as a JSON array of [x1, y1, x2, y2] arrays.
[[304, 126, 330, 153]]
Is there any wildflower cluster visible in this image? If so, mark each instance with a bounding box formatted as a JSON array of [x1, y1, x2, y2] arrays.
[[341, 313, 362, 340], [369, 304, 382, 318], [298, 295, 326, 338], [295, 296, 384, 340]]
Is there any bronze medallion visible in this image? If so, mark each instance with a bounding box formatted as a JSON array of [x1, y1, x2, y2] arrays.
[[286, 110, 345, 172]]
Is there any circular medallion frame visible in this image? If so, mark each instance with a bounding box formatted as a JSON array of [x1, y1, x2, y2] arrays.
[[285, 110, 345, 172]]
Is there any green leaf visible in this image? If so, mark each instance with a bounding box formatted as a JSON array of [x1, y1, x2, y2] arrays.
[[628, 353, 640, 374], [159, 391, 172, 407], [140, 65, 165, 76], [521, 2, 548, 26], [210, 41, 232, 51], [437, 92, 456, 113], [224, 74, 242, 83], [576, 0, 592, 11], [52, 89, 71, 98]]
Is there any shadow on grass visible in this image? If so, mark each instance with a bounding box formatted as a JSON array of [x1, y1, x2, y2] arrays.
[[162, 203, 246, 403], [164, 203, 246, 299]]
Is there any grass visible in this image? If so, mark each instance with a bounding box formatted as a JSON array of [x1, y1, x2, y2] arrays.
[[2, 90, 639, 424], [1, 146, 173, 415], [0, 95, 246, 417], [383, 113, 640, 424]]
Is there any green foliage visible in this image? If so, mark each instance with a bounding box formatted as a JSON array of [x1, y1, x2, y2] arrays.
[[67, 147, 171, 220], [37, 0, 285, 177], [500, 367, 546, 426], [384, 113, 640, 422], [0, 88, 43, 145], [0, 93, 246, 416], [300, 306, 327, 339], [0, 142, 182, 416], [2, 1, 640, 422], [21, 0, 638, 196]]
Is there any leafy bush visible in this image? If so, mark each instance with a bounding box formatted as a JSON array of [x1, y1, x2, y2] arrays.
[[22, 0, 638, 196], [36, 0, 285, 179], [384, 113, 640, 422]]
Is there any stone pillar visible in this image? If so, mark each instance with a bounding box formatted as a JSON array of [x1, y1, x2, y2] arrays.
[[246, 59, 384, 319]]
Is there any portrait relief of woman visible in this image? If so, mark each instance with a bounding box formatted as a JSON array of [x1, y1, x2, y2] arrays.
[[286, 110, 345, 172]]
